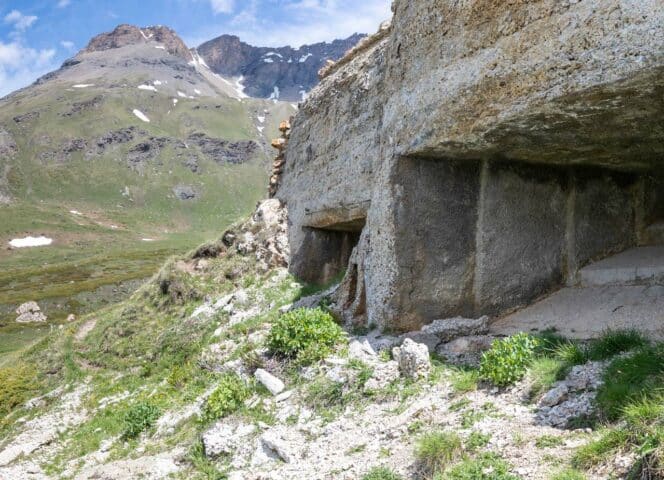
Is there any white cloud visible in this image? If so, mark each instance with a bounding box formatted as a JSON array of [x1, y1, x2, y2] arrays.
[[60, 40, 75, 50], [0, 41, 58, 98], [57, 0, 72, 8], [229, 0, 390, 47], [210, 0, 234, 14], [4, 10, 38, 31]]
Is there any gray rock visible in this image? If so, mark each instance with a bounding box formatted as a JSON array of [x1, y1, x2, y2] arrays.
[[435, 335, 494, 367], [254, 369, 285, 396], [421, 317, 490, 342], [203, 423, 255, 458], [260, 428, 299, 463], [539, 385, 569, 408], [392, 339, 430, 379], [173, 184, 197, 200], [15, 302, 47, 323], [364, 361, 400, 391], [399, 331, 440, 353]]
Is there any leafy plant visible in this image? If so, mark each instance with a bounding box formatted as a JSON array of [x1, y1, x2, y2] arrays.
[[479, 334, 539, 386], [122, 401, 160, 439], [466, 431, 491, 451], [267, 307, 344, 365], [203, 373, 251, 422], [415, 431, 463, 476]]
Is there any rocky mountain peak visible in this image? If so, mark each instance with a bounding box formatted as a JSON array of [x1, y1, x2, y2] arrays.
[[82, 24, 193, 62], [196, 33, 366, 101]]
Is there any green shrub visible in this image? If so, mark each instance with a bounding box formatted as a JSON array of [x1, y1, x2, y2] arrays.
[[415, 431, 463, 476], [479, 334, 539, 386], [203, 373, 251, 422], [0, 363, 40, 417], [122, 401, 160, 439], [267, 307, 344, 365], [362, 467, 403, 480], [586, 329, 647, 361], [442, 453, 519, 480], [466, 431, 491, 451]]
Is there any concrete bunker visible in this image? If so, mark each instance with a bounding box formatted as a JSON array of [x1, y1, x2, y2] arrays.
[[278, 0, 664, 335]]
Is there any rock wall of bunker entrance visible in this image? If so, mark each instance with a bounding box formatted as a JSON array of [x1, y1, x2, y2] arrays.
[[389, 155, 652, 331]]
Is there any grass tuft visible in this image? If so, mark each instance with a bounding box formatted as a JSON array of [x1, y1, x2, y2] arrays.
[[362, 467, 403, 480], [415, 431, 463, 476], [586, 329, 648, 361]]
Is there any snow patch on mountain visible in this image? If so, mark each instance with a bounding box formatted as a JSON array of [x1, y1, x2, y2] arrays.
[[132, 109, 150, 123]]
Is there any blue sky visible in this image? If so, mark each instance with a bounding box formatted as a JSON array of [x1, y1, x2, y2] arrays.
[[0, 0, 391, 96]]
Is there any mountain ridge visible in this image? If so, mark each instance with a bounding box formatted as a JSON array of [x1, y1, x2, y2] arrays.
[[196, 33, 366, 100]]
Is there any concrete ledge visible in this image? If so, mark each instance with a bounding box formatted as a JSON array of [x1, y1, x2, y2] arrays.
[[578, 246, 664, 287], [491, 285, 664, 340], [303, 201, 369, 232]]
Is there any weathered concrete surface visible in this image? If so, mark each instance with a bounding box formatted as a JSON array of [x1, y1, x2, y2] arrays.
[[279, 0, 664, 332], [392, 158, 480, 330], [474, 162, 567, 315], [578, 246, 664, 287], [491, 285, 664, 340], [383, 0, 664, 168]]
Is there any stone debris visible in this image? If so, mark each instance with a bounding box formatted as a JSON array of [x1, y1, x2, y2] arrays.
[[392, 338, 431, 379], [15, 301, 47, 323], [435, 335, 494, 367], [203, 423, 256, 458], [259, 428, 301, 464], [254, 369, 285, 396], [536, 360, 607, 428]]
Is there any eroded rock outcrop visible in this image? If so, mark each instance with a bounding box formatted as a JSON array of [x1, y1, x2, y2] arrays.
[[83, 24, 194, 62], [278, 0, 664, 332]]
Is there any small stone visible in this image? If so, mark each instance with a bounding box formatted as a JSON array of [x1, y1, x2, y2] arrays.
[[260, 430, 297, 463], [399, 331, 440, 353], [255, 369, 286, 396], [274, 390, 293, 402], [66, 314, 76, 322], [539, 385, 569, 407], [392, 338, 431, 379]]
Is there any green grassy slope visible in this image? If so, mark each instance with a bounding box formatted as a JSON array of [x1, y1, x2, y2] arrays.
[[0, 79, 293, 355]]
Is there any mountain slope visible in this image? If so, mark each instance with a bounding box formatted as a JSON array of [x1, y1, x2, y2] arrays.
[[0, 24, 296, 348], [197, 33, 365, 101]]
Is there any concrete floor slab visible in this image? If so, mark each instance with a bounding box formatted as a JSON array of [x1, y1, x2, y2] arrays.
[[578, 246, 664, 287], [491, 285, 664, 340]]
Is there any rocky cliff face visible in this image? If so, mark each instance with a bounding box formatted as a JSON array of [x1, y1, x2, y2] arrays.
[[197, 34, 365, 101], [279, 0, 664, 332]]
